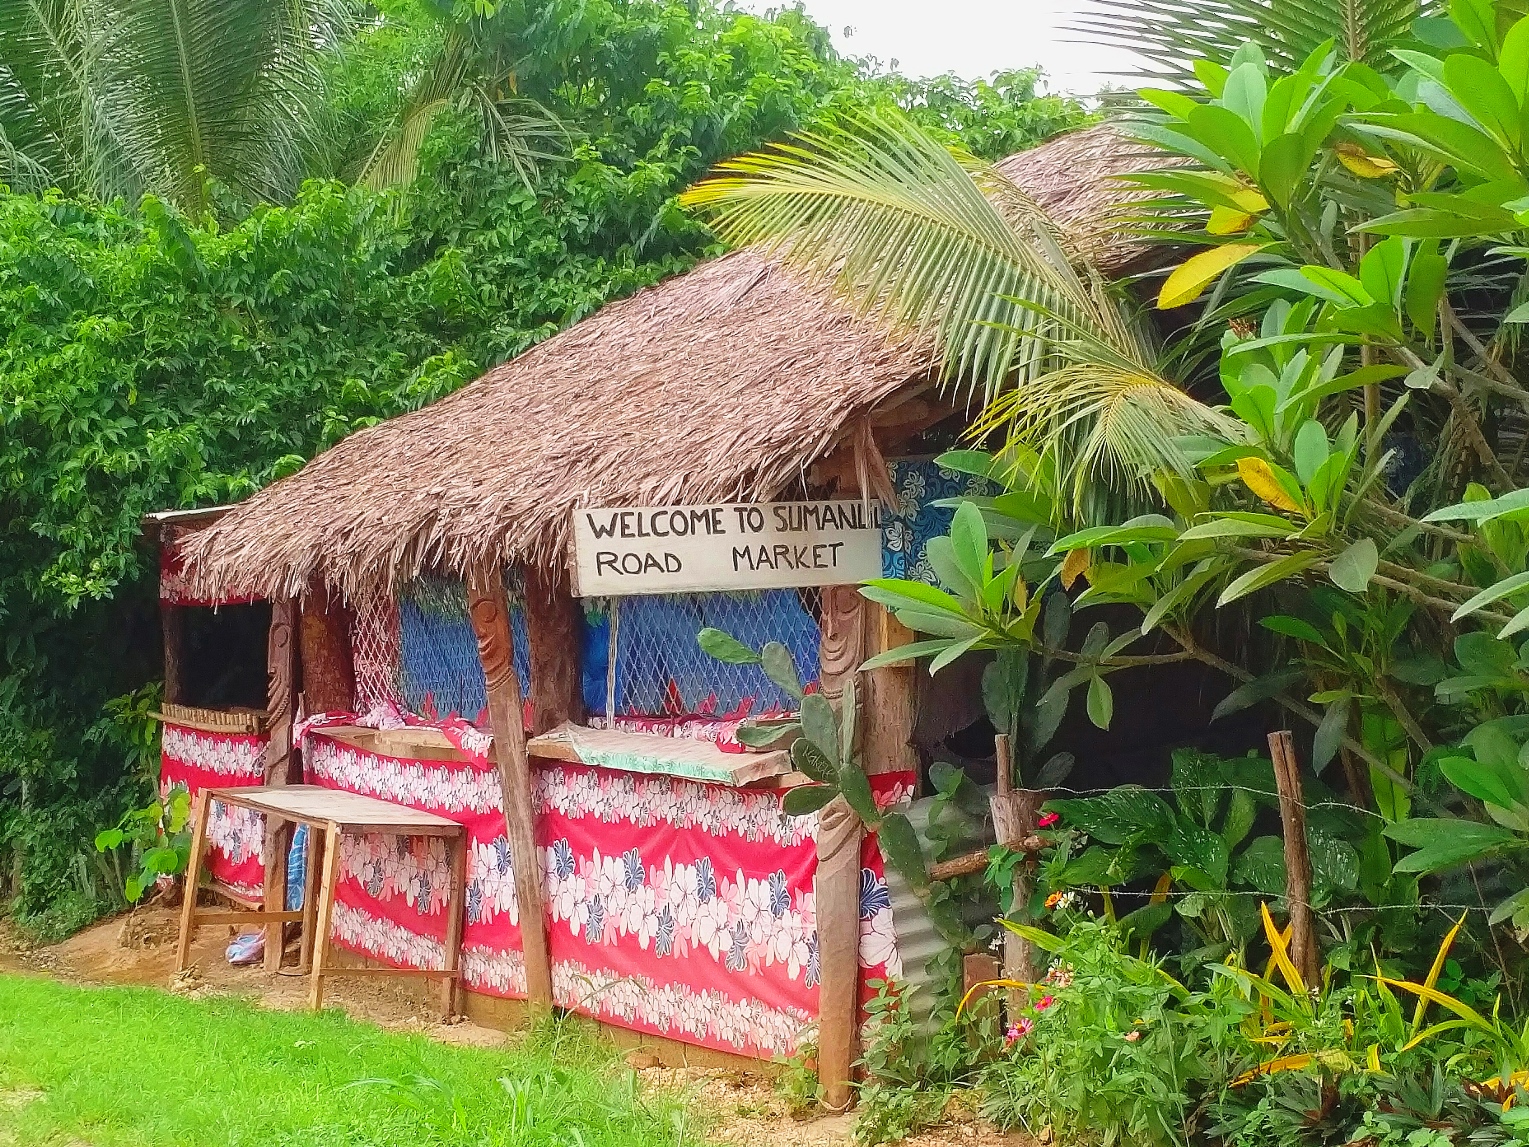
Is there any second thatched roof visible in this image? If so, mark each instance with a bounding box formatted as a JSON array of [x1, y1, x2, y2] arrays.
[[182, 124, 1160, 601]]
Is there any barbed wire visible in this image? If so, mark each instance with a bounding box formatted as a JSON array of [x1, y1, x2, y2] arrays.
[[1030, 781, 1415, 822], [1067, 885, 1495, 916]]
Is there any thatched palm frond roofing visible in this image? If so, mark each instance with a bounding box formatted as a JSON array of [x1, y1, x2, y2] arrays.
[[183, 124, 1155, 600], [997, 124, 1180, 274]]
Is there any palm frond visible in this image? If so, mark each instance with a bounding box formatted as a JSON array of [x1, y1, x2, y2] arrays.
[[0, 0, 101, 194], [103, 0, 337, 209], [973, 362, 1239, 509], [1071, 0, 1436, 83], [468, 88, 563, 189], [684, 108, 1142, 406], [358, 26, 564, 193]]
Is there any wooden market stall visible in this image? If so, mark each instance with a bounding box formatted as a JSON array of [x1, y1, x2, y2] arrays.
[[153, 125, 1154, 1101]]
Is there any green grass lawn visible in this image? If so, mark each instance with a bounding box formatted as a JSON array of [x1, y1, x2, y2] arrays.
[[0, 973, 706, 1147]]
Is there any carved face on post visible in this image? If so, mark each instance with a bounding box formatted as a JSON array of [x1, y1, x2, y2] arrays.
[[818, 585, 866, 701], [466, 573, 515, 691]]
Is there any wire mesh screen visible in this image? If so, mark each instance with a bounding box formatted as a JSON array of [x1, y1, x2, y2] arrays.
[[350, 575, 531, 724], [352, 580, 820, 729], [582, 590, 821, 721]]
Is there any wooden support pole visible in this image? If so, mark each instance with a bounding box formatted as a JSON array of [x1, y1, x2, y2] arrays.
[[441, 832, 469, 1020], [263, 600, 299, 785], [1268, 730, 1321, 990], [159, 524, 186, 705], [467, 562, 554, 1014], [860, 604, 919, 777], [300, 576, 355, 716], [815, 795, 864, 1114], [309, 821, 342, 1011], [175, 787, 213, 973], [161, 602, 185, 705], [263, 817, 293, 973], [522, 563, 585, 735]]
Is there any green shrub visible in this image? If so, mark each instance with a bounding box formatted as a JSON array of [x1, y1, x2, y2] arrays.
[[978, 917, 1228, 1146]]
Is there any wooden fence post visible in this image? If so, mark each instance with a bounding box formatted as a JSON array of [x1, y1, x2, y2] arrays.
[[467, 562, 554, 1015], [1268, 729, 1320, 989], [815, 795, 863, 1113], [989, 734, 1040, 1005]]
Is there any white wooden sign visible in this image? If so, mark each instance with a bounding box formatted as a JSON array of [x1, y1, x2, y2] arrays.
[[571, 501, 884, 597]]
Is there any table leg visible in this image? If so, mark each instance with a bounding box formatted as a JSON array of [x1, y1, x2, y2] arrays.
[[263, 816, 292, 974], [175, 788, 214, 973], [309, 821, 342, 1011], [298, 823, 323, 973], [440, 832, 468, 1021]]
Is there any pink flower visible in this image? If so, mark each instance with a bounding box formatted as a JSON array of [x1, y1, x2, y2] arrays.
[[1036, 995, 1055, 1012], [1005, 1016, 1034, 1044], [1037, 812, 1060, 828], [1124, 1029, 1142, 1042]]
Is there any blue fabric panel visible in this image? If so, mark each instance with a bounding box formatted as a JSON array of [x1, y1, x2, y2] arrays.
[[881, 458, 993, 583], [395, 580, 534, 723]]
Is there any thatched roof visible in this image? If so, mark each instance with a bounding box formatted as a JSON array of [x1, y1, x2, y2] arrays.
[[183, 124, 1154, 601], [998, 124, 1178, 275]]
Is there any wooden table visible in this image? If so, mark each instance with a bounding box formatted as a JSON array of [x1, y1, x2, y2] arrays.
[[174, 785, 468, 1019]]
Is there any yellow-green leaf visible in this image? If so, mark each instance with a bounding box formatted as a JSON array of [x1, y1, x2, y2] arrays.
[[1237, 456, 1304, 513], [1060, 547, 1092, 589], [1261, 902, 1306, 995], [1335, 142, 1398, 178], [1208, 205, 1257, 235], [1230, 186, 1270, 213], [1159, 243, 1266, 309]]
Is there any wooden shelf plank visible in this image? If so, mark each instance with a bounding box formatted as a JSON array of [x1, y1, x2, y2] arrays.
[[527, 723, 792, 787]]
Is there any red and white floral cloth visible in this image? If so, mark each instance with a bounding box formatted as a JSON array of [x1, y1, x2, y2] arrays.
[[301, 724, 913, 1059], [159, 723, 268, 901], [158, 533, 257, 607]]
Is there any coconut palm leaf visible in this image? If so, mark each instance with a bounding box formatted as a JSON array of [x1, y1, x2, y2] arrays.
[[973, 361, 1240, 505], [103, 0, 347, 210], [682, 109, 1232, 502], [683, 109, 1121, 404], [0, 0, 122, 195], [358, 30, 562, 192], [356, 29, 469, 191], [1071, 0, 1434, 83]]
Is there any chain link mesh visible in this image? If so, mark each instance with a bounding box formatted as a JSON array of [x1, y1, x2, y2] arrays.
[[350, 575, 529, 724], [583, 590, 821, 722], [352, 579, 822, 728]]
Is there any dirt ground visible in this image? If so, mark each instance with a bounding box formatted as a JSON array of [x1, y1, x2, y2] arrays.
[[0, 908, 1034, 1147]]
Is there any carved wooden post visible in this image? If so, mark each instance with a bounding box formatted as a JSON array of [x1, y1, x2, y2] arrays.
[[522, 563, 585, 735], [818, 585, 865, 701], [263, 599, 299, 970], [467, 562, 554, 1014], [264, 599, 299, 784], [1268, 730, 1320, 989], [300, 576, 356, 715], [815, 585, 867, 1109], [815, 795, 864, 1113]]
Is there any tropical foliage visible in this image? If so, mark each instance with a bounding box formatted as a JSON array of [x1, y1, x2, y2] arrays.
[[682, 0, 1529, 1140], [0, 0, 1087, 926], [0, 0, 353, 210]]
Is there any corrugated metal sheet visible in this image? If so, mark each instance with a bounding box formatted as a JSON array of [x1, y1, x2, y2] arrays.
[[884, 790, 998, 1032]]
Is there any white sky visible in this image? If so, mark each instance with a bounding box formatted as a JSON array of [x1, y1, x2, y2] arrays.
[[737, 0, 1143, 95]]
